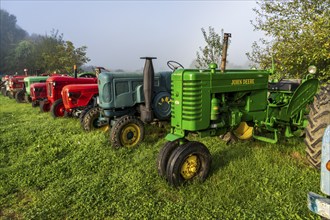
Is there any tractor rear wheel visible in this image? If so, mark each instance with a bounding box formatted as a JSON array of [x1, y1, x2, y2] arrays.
[[305, 85, 330, 169], [157, 140, 180, 178], [50, 99, 66, 118], [15, 89, 25, 103], [166, 141, 212, 187], [110, 115, 144, 149]]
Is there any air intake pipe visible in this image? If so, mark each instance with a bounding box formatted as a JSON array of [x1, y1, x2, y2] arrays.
[[140, 57, 157, 123], [220, 33, 231, 72]]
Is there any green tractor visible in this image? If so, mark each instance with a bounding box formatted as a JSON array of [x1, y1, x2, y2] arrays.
[[157, 33, 320, 186], [15, 75, 49, 103]]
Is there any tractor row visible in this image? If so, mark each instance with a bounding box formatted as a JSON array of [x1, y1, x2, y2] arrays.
[[1, 33, 328, 188]]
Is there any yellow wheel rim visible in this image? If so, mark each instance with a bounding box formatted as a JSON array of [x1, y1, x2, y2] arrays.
[[234, 122, 253, 140], [180, 154, 200, 180], [120, 123, 141, 147]]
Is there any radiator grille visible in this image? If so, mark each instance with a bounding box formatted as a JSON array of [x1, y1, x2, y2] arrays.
[[182, 80, 202, 121]]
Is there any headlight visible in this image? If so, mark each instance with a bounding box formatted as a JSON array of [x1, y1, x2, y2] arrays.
[[308, 65, 317, 74]]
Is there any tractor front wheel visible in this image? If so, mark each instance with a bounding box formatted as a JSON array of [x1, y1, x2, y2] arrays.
[[50, 99, 66, 118], [39, 100, 50, 112], [157, 140, 180, 178], [166, 141, 212, 187], [32, 101, 39, 107], [15, 89, 25, 103], [110, 115, 144, 149], [305, 85, 330, 169]]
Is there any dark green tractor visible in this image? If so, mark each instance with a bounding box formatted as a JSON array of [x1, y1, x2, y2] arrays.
[[83, 57, 172, 148]]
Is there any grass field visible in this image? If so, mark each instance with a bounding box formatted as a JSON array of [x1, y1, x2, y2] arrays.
[[0, 95, 322, 219]]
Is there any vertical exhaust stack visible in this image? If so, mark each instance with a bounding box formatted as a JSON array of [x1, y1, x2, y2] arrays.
[[140, 57, 157, 123], [74, 65, 78, 78], [220, 33, 231, 72]]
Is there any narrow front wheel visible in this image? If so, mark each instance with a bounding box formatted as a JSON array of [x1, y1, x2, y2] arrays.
[[166, 141, 211, 187]]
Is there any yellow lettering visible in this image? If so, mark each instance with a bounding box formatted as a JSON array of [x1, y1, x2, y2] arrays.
[[231, 80, 242, 85], [232, 79, 255, 85]]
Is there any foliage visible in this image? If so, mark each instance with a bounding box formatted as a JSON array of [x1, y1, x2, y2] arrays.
[[36, 30, 90, 74], [196, 27, 224, 69], [0, 95, 322, 219], [0, 9, 90, 75], [0, 9, 28, 73], [247, 0, 330, 82]]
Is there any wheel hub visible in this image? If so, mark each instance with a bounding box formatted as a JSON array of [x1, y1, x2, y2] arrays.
[[121, 124, 140, 147], [181, 154, 200, 180]]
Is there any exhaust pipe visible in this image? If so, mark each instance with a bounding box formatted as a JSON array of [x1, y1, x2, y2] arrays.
[[220, 33, 231, 72], [140, 57, 157, 123], [74, 65, 78, 78]]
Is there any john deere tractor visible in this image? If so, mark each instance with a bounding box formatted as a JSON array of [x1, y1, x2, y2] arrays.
[[157, 33, 320, 187]]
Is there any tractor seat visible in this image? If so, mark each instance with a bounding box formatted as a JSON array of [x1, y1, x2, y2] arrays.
[[268, 79, 301, 92]]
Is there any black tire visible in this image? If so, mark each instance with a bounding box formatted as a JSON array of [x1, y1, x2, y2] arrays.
[[157, 140, 180, 178], [110, 115, 145, 149], [305, 85, 330, 169], [32, 101, 39, 107], [39, 100, 50, 112], [15, 89, 25, 103], [166, 141, 212, 187], [82, 107, 103, 131], [80, 106, 93, 126], [50, 99, 65, 118]]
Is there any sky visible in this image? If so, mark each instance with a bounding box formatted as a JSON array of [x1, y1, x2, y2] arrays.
[[1, 0, 264, 71]]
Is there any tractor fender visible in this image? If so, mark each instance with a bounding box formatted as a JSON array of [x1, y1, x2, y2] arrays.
[[286, 78, 319, 117]]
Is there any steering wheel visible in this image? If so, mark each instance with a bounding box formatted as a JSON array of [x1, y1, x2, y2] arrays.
[[167, 61, 184, 71]]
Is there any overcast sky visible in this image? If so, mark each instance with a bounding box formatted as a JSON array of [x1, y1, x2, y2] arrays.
[[1, 0, 264, 71]]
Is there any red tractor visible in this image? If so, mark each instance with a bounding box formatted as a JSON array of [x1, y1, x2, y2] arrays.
[[30, 82, 47, 108], [41, 74, 97, 118], [6, 75, 27, 99], [60, 84, 99, 118]]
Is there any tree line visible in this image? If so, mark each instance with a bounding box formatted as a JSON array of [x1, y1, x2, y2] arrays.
[[0, 9, 89, 75], [196, 0, 329, 82]]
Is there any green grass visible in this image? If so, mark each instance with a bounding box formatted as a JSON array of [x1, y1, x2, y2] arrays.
[[0, 95, 322, 219]]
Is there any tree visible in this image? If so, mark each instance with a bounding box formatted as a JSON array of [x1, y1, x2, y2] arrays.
[[247, 0, 330, 82], [0, 9, 28, 73], [33, 30, 90, 74], [195, 27, 224, 68]]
